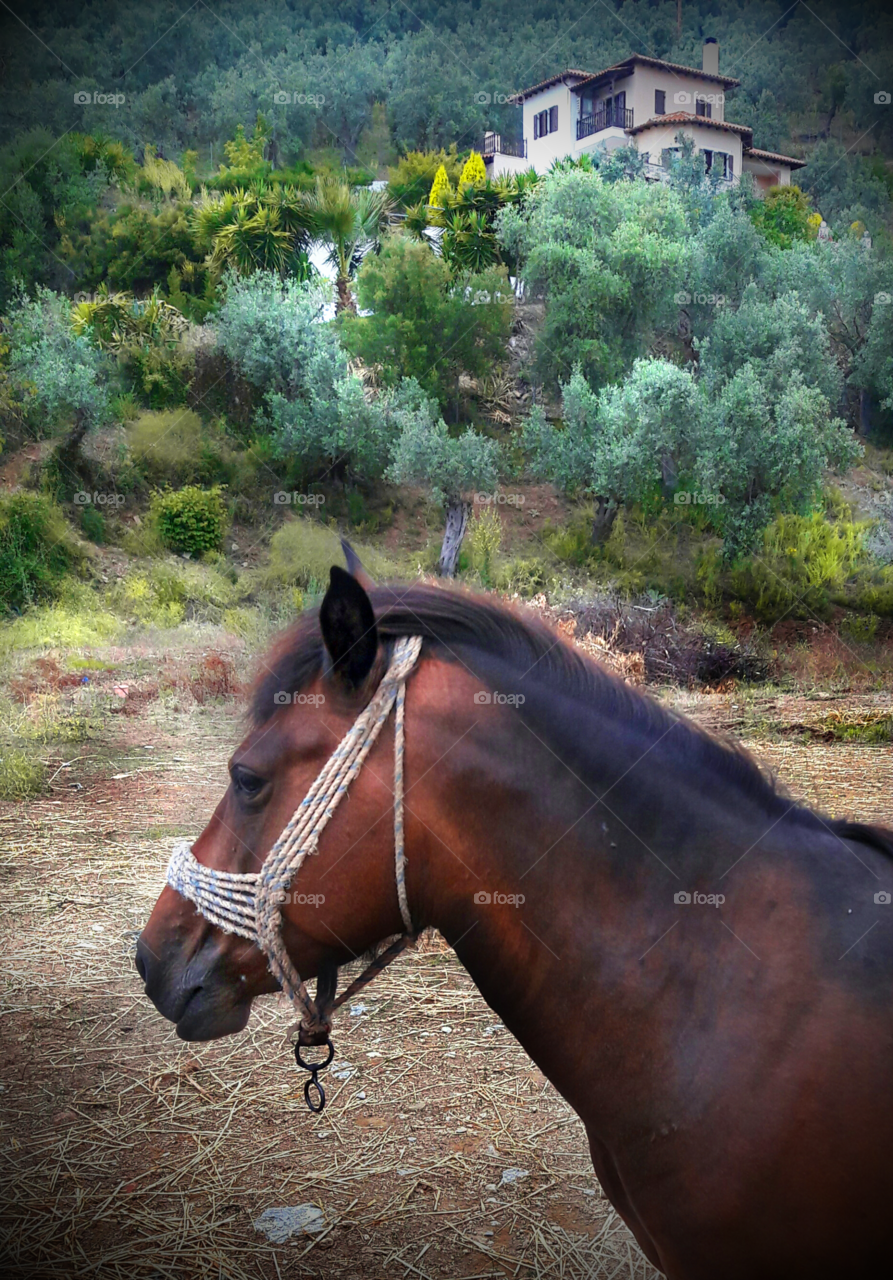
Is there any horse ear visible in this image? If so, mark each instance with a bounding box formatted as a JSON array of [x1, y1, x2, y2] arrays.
[[319, 566, 378, 687], [340, 536, 376, 592]]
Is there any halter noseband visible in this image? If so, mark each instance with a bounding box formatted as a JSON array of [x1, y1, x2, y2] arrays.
[[164, 635, 424, 1107]]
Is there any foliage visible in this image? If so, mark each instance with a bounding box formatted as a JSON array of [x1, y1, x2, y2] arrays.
[[387, 147, 463, 208], [60, 201, 207, 297], [749, 185, 817, 249], [459, 151, 487, 190], [342, 234, 512, 420], [303, 176, 393, 309], [386, 386, 501, 506], [427, 164, 454, 226], [127, 410, 238, 487], [5, 286, 115, 454], [499, 167, 689, 389], [137, 145, 191, 200], [466, 506, 502, 585], [263, 519, 398, 594], [213, 272, 334, 397], [729, 513, 866, 622], [192, 185, 313, 281], [0, 492, 76, 612], [0, 750, 46, 801], [151, 485, 227, 556]]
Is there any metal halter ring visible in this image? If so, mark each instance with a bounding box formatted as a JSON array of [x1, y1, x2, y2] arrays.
[[294, 1036, 335, 1113]]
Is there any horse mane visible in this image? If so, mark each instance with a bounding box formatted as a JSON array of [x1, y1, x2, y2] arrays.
[[249, 582, 893, 859]]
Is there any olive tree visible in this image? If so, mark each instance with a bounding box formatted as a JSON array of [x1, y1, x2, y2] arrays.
[[386, 381, 501, 575]]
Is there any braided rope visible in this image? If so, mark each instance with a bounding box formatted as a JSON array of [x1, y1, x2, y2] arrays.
[[165, 635, 423, 1038]]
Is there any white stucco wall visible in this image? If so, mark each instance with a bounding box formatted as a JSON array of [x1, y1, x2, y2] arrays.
[[632, 119, 743, 175], [522, 81, 582, 169], [742, 157, 794, 188]]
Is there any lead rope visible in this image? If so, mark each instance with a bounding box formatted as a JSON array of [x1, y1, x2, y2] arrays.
[[165, 635, 424, 1110]]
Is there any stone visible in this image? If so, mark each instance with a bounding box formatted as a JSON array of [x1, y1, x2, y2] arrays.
[[253, 1204, 325, 1243]]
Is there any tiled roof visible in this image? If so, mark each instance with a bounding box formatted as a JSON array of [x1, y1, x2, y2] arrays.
[[744, 145, 807, 169], [573, 53, 741, 92], [510, 70, 595, 102], [629, 112, 754, 138]]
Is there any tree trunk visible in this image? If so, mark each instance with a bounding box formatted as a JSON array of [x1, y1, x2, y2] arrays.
[[439, 500, 470, 577], [335, 274, 356, 314], [859, 387, 872, 438], [55, 407, 91, 473], [591, 495, 618, 545]]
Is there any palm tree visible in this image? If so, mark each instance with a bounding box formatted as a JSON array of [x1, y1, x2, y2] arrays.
[[192, 187, 313, 280], [304, 176, 393, 312]]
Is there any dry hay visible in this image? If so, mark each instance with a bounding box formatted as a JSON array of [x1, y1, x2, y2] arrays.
[[0, 710, 661, 1280]]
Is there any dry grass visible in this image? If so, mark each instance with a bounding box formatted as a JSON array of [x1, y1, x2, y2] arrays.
[[2, 629, 893, 1278]]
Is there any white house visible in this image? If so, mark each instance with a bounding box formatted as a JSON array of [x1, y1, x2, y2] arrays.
[[483, 41, 805, 191]]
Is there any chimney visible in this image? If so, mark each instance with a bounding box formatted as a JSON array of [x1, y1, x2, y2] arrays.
[[702, 37, 719, 76]]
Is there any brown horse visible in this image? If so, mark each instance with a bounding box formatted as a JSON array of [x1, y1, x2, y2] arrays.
[[138, 563, 893, 1279]]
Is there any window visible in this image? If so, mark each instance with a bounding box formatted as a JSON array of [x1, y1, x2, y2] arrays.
[[727, 152, 734, 178], [655, 89, 666, 115], [533, 106, 557, 139], [695, 96, 712, 118], [703, 149, 714, 172]]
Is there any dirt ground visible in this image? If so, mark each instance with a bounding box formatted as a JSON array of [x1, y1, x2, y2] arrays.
[[2, 644, 893, 1280]]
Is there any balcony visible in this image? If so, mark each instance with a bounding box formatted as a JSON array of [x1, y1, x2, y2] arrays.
[[482, 132, 527, 159], [576, 105, 634, 140]]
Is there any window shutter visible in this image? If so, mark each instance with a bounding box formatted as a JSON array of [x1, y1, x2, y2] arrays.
[[534, 113, 540, 139], [549, 105, 558, 132], [655, 89, 665, 115], [727, 152, 734, 178]]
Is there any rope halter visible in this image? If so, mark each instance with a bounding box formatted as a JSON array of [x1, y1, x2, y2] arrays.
[[165, 635, 424, 1051]]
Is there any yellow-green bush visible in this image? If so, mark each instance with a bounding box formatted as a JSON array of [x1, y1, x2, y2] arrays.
[[108, 561, 244, 628], [262, 520, 399, 594], [0, 602, 123, 657], [466, 508, 502, 585], [128, 411, 237, 488], [730, 512, 866, 622], [0, 750, 46, 800]]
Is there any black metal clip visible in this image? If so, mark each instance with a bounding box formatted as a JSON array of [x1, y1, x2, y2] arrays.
[[294, 1035, 335, 1113]]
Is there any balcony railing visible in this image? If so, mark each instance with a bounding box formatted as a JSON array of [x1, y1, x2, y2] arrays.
[[482, 132, 527, 159], [576, 105, 634, 139]]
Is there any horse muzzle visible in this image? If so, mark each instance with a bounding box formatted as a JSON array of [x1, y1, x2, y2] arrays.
[[135, 931, 256, 1041]]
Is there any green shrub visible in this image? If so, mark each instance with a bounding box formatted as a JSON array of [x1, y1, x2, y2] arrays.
[[494, 556, 560, 598], [262, 519, 398, 593], [466, 507, 502, 585], [730, 513, 866, 622], [78, 504, 106, 544], [0, 492, 76, 612], [0, 601, 123, 656], [0, 750, 46, 800], [127, 411, 236, 487], [151, 485, 227, 556], [108, 560, 243, 628]]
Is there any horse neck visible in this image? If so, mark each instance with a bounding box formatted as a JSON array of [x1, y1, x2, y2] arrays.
[[405, 658, 764, 1114]]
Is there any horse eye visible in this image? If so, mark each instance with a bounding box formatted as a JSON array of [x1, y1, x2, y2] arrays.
[[231, 766, 266, 798]]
